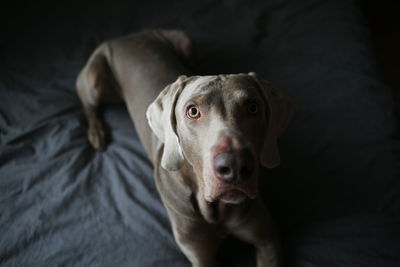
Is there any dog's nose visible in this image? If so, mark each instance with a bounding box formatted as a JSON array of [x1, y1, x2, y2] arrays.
[[214, 150, 254, 183]]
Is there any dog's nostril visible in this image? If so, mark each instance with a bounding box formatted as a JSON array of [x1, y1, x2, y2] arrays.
[[218, 166, 232, 176], [214, 152, 235, 182], [214, 150, 254, 182]]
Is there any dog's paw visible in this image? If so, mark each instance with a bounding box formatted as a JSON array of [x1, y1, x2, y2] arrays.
[[87, 121, 106, 151]]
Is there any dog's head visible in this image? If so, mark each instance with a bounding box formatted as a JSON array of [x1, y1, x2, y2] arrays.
[[147, 73, 292, 204]]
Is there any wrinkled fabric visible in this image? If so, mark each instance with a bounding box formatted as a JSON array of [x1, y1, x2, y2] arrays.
[[1, 0, 399, 266]]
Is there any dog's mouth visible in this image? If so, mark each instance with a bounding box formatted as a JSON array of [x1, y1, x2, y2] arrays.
[[219, 190, 247, 204], [206, 182, 258, 204]]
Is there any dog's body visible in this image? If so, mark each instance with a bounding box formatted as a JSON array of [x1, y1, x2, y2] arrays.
[[76, 29, 291, 267]]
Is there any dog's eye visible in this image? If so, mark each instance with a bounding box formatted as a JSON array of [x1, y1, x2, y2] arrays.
[[186, 105, 201, 119], [247, 102, 259, 114]]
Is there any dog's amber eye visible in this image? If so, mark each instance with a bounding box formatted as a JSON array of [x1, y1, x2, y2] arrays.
[[247, 102, 259, 114], [186, 105, 201, 119]]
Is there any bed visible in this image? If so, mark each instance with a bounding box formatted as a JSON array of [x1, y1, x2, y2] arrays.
[[1, 0, 399, 266]]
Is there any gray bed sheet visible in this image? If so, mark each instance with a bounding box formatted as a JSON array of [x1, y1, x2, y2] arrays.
[[1, 0, 400, 266]]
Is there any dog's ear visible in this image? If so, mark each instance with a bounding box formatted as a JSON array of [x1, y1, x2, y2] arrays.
[[249, 72, 292, 168], [146, 75, 188, 171]]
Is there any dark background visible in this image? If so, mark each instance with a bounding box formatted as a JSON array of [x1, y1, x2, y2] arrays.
[[365, 1, 400, 118]]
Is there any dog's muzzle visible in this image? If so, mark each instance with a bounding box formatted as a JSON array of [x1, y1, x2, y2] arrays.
[[209, 147, 258, 204]]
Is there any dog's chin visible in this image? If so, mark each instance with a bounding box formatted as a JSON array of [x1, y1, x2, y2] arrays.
[[220, 190, 247, 204]]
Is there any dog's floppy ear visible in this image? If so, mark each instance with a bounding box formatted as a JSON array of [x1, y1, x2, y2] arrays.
[[146, 75, 188, 171], [249, 72, 292, 168]]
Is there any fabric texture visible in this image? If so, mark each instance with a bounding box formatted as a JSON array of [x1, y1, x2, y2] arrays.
[[1, 0, 399, 266]]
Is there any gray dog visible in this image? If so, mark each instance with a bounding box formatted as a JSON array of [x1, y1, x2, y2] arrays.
[[76, 29, 292, 267]]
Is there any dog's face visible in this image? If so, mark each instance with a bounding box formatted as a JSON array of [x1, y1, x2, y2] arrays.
[[147, 73, 291, 204], [175, 75, 268, 204]]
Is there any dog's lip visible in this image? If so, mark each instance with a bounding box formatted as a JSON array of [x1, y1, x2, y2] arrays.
[[220, 190, 246, 201], [209, 184, 258, 202]]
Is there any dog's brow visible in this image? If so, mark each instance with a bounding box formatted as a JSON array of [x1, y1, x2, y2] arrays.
[[231, 89, 250, 100], [184, 91, 220, 110], [189, 89, 212, 99], [183, 77, 221, 104], [185, 76, 217, 93]]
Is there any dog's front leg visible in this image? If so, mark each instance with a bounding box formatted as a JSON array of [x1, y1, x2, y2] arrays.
[[229, 200, 281, 267], [254, 242, 280, 267], [167, 208, 222, 267]]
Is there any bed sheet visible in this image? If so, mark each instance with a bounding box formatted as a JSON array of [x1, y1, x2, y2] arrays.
[[1, 0, 399, 266]]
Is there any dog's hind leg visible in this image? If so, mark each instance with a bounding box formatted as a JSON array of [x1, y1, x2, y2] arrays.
[[76, 43, 122, 150]]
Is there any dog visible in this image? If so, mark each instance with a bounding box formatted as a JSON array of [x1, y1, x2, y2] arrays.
[[76, 29, 292, 267]]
